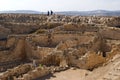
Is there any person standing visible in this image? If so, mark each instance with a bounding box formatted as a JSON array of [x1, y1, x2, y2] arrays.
[[47, 11, 50, 16], [51, 10, 53, 15]]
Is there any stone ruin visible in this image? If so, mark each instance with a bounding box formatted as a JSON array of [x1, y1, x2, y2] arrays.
[[0, 14, 120, 80]]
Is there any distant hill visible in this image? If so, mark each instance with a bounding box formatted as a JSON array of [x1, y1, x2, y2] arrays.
[[0, 10, 42, 14], [0, 10, 120, 16], [56, 10, 120, 16]]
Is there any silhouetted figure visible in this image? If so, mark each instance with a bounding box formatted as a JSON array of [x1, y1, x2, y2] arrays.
[[47, 11, 50, 16], [51, 10, 53, 15]]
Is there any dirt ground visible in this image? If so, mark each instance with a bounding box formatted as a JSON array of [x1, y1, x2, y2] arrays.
[[39, 54, 120, 80]]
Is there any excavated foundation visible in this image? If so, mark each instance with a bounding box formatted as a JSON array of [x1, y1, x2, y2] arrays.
[[0, 14, 120, 80]]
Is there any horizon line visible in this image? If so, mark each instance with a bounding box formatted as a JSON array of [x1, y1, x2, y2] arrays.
[[0, 9, 120, 12]]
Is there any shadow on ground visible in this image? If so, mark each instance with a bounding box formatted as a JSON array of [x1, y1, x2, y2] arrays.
[[34, 73, 56, 80]]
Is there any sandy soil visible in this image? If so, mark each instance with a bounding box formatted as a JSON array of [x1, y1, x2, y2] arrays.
[[84, 54, 120, 80], [39, 54, 120, 80], [46, 69, 90, 80]]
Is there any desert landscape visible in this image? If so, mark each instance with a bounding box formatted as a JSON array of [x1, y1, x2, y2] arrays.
[[0, 13, 119, 80]]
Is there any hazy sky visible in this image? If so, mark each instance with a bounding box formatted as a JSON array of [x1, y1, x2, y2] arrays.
[[0, 0, 120, 11]]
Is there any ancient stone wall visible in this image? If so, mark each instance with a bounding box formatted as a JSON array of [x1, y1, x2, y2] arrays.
[[0, 64, 32, 80], [100, 28, 120, 40]]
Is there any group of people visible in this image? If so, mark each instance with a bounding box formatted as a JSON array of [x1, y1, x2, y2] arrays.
[[47, 10, 53, 16]]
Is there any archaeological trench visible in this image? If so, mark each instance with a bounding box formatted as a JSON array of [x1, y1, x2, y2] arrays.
[[0, 14, 120, 80]]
